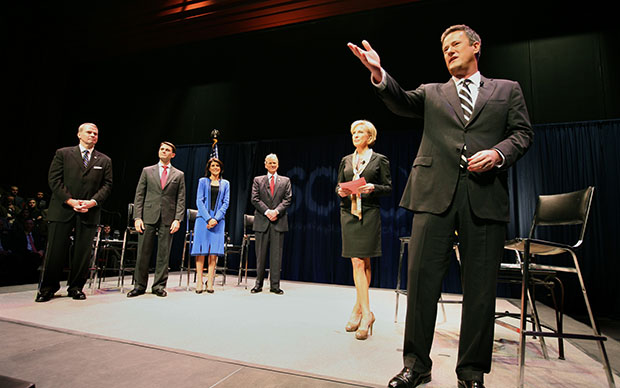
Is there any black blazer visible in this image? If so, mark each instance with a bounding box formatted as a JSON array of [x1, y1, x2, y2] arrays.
[[378, 72, 533, 222], [337, 152, 392, 210], [47, 146, 113, 225]]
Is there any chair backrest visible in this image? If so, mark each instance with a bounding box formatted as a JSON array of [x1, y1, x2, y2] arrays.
[[530, 186, 594, 248], [126, 203, 134, 230], [186, 209, 198, 233], [243, 214, 254, 235]]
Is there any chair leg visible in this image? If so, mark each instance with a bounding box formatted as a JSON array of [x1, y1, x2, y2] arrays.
[[548, 275, 565, 359], [517, 240, 531, 388], [222, 255, 227, 286], [394, 238, 406, 323], [394, 291, 400, 323], [238, 239, 246, 286], [438, 294, 447, 323], [119, 229, 129, 291], [179, 239, 187, 287], [527, 285, 549, 359], [570, 251, 616, 387]]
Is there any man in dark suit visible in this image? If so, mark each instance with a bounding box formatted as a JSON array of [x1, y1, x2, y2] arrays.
[[250, 153, 292, 295], [349, 25, 533, 388], [127, 142, 185, 298], [36, 123, 113, 302]]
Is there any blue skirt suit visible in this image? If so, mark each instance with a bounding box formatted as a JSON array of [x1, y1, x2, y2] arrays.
[[191, 178, 230, 256]]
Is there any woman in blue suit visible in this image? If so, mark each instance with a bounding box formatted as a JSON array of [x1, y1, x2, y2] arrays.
[[191, 158, 230, 293]]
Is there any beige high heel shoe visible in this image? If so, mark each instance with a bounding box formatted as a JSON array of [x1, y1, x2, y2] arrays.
[[345, 313, 362, 332], [355, 312, 375, 340]]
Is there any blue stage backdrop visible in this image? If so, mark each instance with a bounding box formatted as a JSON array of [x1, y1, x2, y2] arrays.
[[172, 119, 620, 318]]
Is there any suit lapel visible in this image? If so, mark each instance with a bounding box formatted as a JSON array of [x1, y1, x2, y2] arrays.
[[468, 76, 495, 125], [148, 165, 161, 191], [441, 81, 468, 127], [72, 146, 84, 169], [273, 176, 283, 199]]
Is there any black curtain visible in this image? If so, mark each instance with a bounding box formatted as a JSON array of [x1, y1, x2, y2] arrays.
[[173, 119, 620, 318]]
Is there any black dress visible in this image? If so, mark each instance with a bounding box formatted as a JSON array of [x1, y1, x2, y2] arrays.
[[337, 151, 392, 258]]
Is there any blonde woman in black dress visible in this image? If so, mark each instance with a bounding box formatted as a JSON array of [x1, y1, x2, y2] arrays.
[[337, 120, 392, 340]]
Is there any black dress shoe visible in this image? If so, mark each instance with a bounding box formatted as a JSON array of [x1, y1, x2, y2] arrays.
[[250, 286, 262, 294], [68, 290, 87, 300], [127, 289, 145, 298], [457, 379, 484, 388], [269, 288, 284, 295], [388, 367, 431, 388], [153, 289, 167, 297], [35, 292, 54, 303]]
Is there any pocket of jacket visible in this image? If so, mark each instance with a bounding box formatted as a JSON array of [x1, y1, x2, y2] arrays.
[[413, 156, 432, 167]]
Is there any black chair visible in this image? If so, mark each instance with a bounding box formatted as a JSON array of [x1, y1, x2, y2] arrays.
[[118, 203, 139, 292], [86, 225, 103, 293], [502, 187, 615, 387], [179, 209, 198, 289], [238, 214, 256, 289]]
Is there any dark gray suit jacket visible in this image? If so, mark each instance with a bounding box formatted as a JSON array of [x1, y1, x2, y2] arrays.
[[251, 174, 292, 233], [133, 164, 186, 226], [47, 146, 113, 225], [378, 72, 533, 222]]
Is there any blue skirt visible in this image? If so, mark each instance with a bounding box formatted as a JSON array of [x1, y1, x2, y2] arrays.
[[191, 216, 225, 256]]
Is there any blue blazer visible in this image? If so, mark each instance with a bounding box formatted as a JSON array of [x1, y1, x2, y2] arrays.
[[196, 177, 230, 223]]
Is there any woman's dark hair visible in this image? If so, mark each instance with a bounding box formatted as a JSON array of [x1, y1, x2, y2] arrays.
[[204, 158, 224, 178]]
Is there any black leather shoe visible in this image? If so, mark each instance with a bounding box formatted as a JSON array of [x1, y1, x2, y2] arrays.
[[388, 367, 431, 387], [68, 290, 87, 300], [127, 289, 145, 298], [457, 379, 485, 388], [270, 288, 284, 295], [250, 286, 262, 294], [35, 292, 54, 303], [153, 289, 167, 297]]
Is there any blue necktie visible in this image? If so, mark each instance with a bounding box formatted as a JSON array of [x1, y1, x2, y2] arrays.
[[82, 150, 90, 168]]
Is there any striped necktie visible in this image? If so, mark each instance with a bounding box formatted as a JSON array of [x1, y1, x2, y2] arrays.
[[459, 79, 473, 122], [459, 79, 473, 169], [82, 150, 90, 168]]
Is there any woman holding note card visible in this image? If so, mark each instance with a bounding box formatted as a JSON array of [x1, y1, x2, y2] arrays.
[[337, 120, 392, 340]]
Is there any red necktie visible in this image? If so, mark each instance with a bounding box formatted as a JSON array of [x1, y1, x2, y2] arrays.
[[161, 165, 168, 189], [270, 175, 275, 196]]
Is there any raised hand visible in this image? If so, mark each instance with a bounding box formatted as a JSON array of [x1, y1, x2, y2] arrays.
[[347, 40, 383, 84]]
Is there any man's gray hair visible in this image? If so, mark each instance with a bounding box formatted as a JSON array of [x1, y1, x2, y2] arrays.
[[441, 24, 481, 60], [265, 153, 278, 162]]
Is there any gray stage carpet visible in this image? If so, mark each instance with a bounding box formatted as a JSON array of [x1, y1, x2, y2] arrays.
[[0, 274, 617, 387]]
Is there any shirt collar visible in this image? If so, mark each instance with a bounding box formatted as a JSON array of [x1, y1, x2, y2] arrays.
[[267, 172, 278, 180], [452, 71, 481, 88], [79, 144, 94, 154]]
